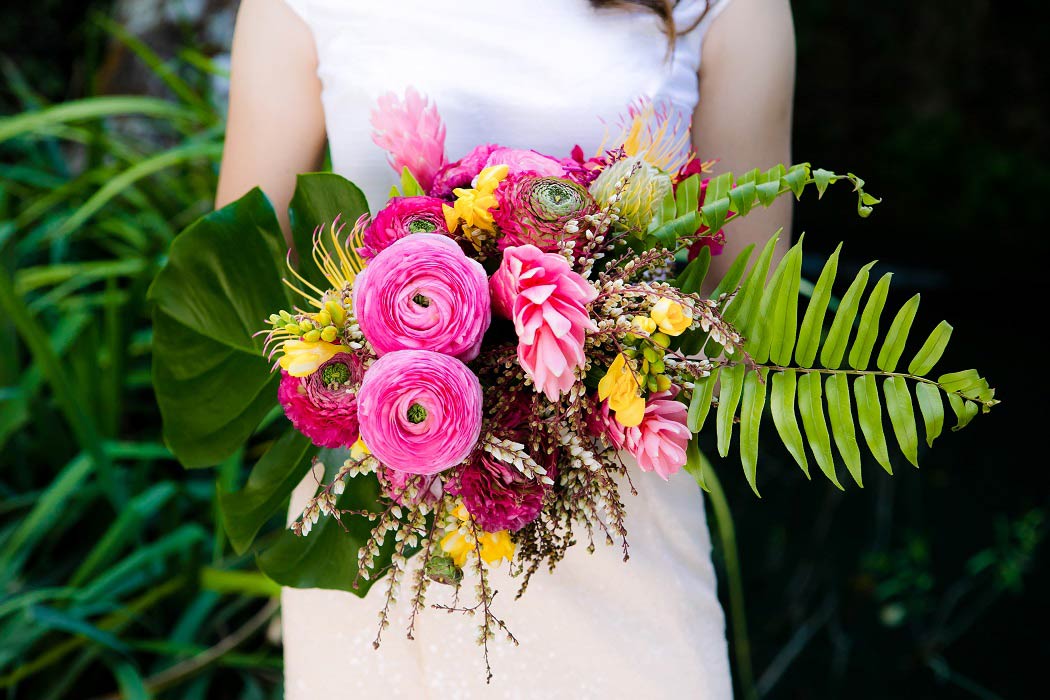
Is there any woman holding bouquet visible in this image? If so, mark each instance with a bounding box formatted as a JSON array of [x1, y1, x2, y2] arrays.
[[216, 0, 796, 696]]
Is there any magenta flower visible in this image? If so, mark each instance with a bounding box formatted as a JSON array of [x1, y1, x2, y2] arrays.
[[448, 453, 546, 532], [359, 196, 451, 260], [605, 389, 691, 480], [483, 147, 567, 178], [490, 245, 597, 401], [378, 465, 443, 506], [353, 233, 491, 361], [370, 88, 447, 192], [429, 143, 500, 199], [277, 354, 363, 449], [492, 174, 597, 252], [356, 350, 483, 475]]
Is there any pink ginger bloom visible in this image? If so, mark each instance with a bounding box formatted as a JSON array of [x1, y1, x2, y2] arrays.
[[359, 196, 451, 259], [429, 143, 501, 199], [490, 245, 597, 401], [448, 453, 546, 532], [603, 390, 691, 480], [353, 234, 491, 361], [277, 354, 364, 449], [483, 147, 567, 178], [357, 350, 483, 475], [370, 88, 447, 192]]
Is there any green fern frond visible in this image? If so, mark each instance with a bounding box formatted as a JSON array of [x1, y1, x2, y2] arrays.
[[674, 233, 998, 493]]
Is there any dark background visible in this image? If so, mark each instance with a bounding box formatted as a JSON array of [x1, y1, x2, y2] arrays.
[[1, 1, 1046, 698]]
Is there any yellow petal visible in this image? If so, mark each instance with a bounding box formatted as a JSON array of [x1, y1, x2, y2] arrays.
[[475, 164, 509, 193], [614, 394, 647, 427], [442, 202, 460, 231]]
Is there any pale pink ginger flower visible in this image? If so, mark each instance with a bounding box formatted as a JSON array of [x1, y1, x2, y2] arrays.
[[490, 245, 597, 401], [601, 389, 691, 480], [370, 88, 447, 192]]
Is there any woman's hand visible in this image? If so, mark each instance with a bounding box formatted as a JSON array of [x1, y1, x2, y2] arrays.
[[216, 0, 328, 244], [692, 0, 796, 290]]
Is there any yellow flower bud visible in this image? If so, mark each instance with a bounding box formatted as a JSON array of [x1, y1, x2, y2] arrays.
[[320, 326, 338, 343], [650, 298, 693, 336], [631, 315, 658, 335], [655, 374, 672, 392], [597, 353, 647, 427], [315, 310, 332, 327], [301, 329, 321, 342]]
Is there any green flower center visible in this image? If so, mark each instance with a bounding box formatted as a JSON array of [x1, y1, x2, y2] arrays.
[[407, 218, 438, 233], [531, 178, 585, 219], [321, 362, 350, 386], [412, 293, 431, 307], [407, 403, 428, 424]]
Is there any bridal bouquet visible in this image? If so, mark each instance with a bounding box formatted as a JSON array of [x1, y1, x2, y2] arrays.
[[149, 90, 996, 675]]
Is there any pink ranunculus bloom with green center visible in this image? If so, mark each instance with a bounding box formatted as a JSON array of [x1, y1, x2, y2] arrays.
[[277, 353, 364, 449], [490, 244, 598, 401], [492, 173, 598, 252], [356, 350, 483, 475], [353, 233, 491, 361], [602, 388, 691, 480], [359, 196, 451, 260]]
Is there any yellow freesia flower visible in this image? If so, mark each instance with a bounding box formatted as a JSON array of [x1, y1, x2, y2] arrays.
[[278, 339, 346, 377], [597, 353, 646, 427], [439, 503, 515, 567], [441, 164, 509, 233], [350, 438, 369, 461], [474, 164, 509, 194], [650, 298, 693, 336]]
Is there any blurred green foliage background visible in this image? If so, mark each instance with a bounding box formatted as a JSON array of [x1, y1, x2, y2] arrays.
[[1, 1, 1045, 698]]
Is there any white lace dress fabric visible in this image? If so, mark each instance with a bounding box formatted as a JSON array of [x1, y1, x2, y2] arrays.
[[280, 0, 734, 697]]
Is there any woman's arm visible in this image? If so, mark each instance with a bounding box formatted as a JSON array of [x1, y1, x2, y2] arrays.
[[216, 0, 327, 244], [692, 0, 796, 289]]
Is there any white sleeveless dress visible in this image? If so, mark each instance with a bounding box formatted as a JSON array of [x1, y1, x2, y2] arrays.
[[280, 1, 733, 697]]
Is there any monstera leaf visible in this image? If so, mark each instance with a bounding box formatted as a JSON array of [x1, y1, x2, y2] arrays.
[[674, 233, 997, 496], [151, 176, 382, 595]]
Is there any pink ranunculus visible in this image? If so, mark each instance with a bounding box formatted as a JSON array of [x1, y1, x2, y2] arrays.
[[378, 465, 443, 506], [483, 147, 567, 178], [356, 350, 483, 475], [608, 389, 691, 480], [447, 453, 546, 532], [359, 196, 451, 260], [492, 174, 598, 252], [277, 353, 364, 449], [490, 245, 597, 401], [370, 88, 447, 192], [353, 233, 491, 361], [429, 143, 501, 199]]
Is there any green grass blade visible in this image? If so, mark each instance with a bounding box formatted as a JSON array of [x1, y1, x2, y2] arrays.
[[0, 96, 198, 144]]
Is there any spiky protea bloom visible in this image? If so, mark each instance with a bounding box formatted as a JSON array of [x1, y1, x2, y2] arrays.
[[589, 156, 672, 234], [370, 88, 447, 192], [492, 174, 597, 252], [359, 196, 450, 259], [448, 453, 546, 532], [277, 353, 364, 449], [595, 98, 693, 174]]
